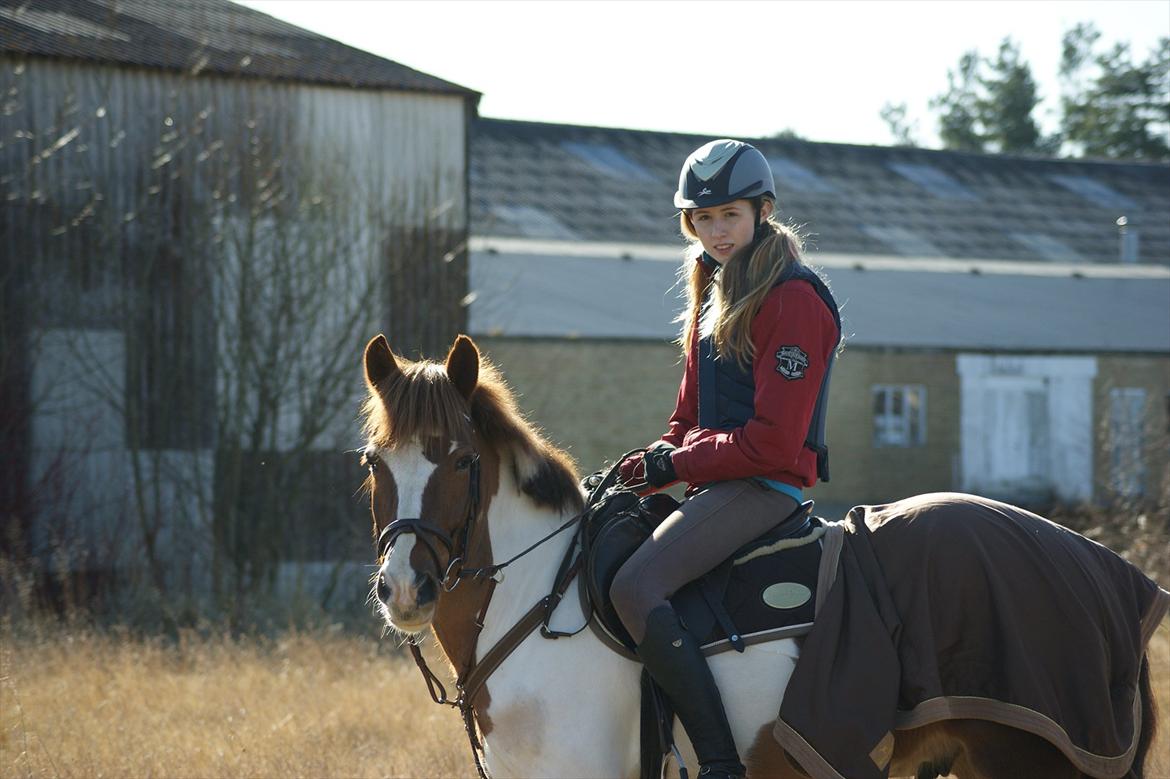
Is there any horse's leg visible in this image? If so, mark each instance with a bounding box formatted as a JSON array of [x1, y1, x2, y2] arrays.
[[743, 722, 967, 779], [887, 722, 961, 778], [941, 720, 1085, 779]]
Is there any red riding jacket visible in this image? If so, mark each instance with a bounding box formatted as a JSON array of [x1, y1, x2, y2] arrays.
[[659, 278, 839, 490]]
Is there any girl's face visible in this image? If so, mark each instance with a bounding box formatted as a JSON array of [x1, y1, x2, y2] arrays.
[[688, 198, 773, 263]]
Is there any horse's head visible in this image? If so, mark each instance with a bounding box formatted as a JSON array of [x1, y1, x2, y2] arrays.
[[360, 333, 493, 634]]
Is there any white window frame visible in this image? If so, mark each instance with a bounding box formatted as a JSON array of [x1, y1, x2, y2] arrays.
[[872, 384, 927, 447]]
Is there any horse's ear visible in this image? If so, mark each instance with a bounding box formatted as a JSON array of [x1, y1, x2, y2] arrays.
[[364, 334, 401, 390], [445, 334, 479, 401]]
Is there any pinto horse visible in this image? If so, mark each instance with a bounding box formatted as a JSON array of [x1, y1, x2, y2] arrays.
[[358, 333, 1162, 779]]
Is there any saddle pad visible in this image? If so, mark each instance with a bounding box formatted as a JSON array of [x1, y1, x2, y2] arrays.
[[692, 529, 822, 649], [584, 493, 823, 653]]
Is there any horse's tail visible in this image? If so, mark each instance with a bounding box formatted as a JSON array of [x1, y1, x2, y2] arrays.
[[1132, 652, 1157, 779]]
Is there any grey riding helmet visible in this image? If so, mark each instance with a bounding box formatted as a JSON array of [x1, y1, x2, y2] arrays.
[[674, 139, 776, 209]]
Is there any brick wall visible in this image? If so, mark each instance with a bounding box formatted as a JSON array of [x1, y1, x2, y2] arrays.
[[818, 348, 960, 507], [475, 338, 684, 476]]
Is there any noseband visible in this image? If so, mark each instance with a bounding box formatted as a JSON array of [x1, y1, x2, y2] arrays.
[[375, 452, 482, 589]]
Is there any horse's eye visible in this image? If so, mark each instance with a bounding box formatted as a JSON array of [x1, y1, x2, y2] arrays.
[[361, 450, 380, 471], [455, 453, 477, 471]]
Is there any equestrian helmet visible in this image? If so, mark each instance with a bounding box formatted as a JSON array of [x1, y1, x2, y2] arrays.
[[674, 139, 776, 210]]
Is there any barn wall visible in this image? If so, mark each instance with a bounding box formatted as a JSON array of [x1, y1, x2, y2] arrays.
[[2, 55, 469, 585]]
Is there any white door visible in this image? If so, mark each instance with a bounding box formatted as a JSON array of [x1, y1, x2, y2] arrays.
[[958, 355, 1097, 503], [980, 375, 1050, 496]]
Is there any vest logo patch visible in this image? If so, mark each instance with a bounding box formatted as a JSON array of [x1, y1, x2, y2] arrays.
[[775, 345, 809, 380]]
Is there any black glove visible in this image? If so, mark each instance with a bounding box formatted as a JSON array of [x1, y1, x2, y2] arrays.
[[642, 445, 677, 488]]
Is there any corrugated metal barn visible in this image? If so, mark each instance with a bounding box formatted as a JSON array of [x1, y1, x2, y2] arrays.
[[465, 119, 1170, 512], [1, 0, 478, 600]]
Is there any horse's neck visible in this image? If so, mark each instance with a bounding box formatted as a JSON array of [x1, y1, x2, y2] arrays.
[[468, 472, 643, 777], [475, 476, 586, 648], [428, 472, 587, 675]]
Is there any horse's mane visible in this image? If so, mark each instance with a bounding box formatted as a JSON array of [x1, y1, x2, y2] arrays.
[[362, 355, 583, 515]]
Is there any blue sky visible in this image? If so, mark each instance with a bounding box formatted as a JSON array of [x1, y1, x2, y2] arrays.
[[240, 0, 1169, 147]]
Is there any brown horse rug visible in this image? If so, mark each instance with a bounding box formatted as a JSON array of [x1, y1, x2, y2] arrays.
[[774, 492, 1170, 779]]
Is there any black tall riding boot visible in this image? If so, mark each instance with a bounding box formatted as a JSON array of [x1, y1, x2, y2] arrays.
[[636, 606, 746, 778]]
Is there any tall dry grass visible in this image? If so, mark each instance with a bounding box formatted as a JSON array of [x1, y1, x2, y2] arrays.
[[1, 625, 475, 778], [2, 621, 1168, 778]]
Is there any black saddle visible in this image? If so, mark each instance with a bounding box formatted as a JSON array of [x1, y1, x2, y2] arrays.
[[579, 483, 823, 655]]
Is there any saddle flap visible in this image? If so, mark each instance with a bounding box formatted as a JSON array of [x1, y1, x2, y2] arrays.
[[583, 491, 677, 650]]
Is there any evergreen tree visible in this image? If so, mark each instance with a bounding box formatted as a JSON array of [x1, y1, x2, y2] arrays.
[[931, 50, 985, 151], [898, 25, 1165, 159], [929, 40, 1049, 155], [978, 39, 1045, 153], [1060, 24, 1170, 161]]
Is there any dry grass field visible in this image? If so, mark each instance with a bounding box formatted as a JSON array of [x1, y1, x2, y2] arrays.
[[2, 621, 1168, 779], [1, 625, 474, 778]]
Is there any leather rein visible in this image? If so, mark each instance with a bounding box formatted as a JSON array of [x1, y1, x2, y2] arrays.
[[369, 446, 592, 779]]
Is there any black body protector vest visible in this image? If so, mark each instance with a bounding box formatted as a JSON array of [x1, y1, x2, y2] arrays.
[[697, 262, 841, 482]]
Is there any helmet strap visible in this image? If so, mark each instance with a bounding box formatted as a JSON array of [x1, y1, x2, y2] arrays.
[[698, 251, 722, 273]]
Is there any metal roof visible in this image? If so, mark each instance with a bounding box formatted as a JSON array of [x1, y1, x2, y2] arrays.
[[0, 0, 479, 97], [470, 118, 1170, 266], [468, 238, 1170, 353]]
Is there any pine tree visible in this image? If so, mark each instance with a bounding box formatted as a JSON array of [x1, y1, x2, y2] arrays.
[[1060, 24, 1170, 161], [899, 25, 1165, 159], [929, 40, 1050, 155], [978, 39, 1044, 153], [931, 51, 985, 151]]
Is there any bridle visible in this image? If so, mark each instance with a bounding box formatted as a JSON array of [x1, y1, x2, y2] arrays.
[[372, 449, 483, 591], [365, 441, 590, 779]]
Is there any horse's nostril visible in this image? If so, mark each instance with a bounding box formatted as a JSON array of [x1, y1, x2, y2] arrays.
[[377, 574, 391, 604], [416, 574, 437, 605]]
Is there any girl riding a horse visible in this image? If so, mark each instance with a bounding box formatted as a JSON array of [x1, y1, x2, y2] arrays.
[[612, 139, 842, 779]]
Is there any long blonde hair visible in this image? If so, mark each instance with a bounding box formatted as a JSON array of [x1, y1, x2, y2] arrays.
[[677, 198, 809, 367]]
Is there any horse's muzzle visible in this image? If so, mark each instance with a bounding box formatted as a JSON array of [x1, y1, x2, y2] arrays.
[[378, 569, 439, 631]]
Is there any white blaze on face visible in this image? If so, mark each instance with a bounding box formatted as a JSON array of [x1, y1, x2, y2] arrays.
[[376, 440, 452, 620]]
